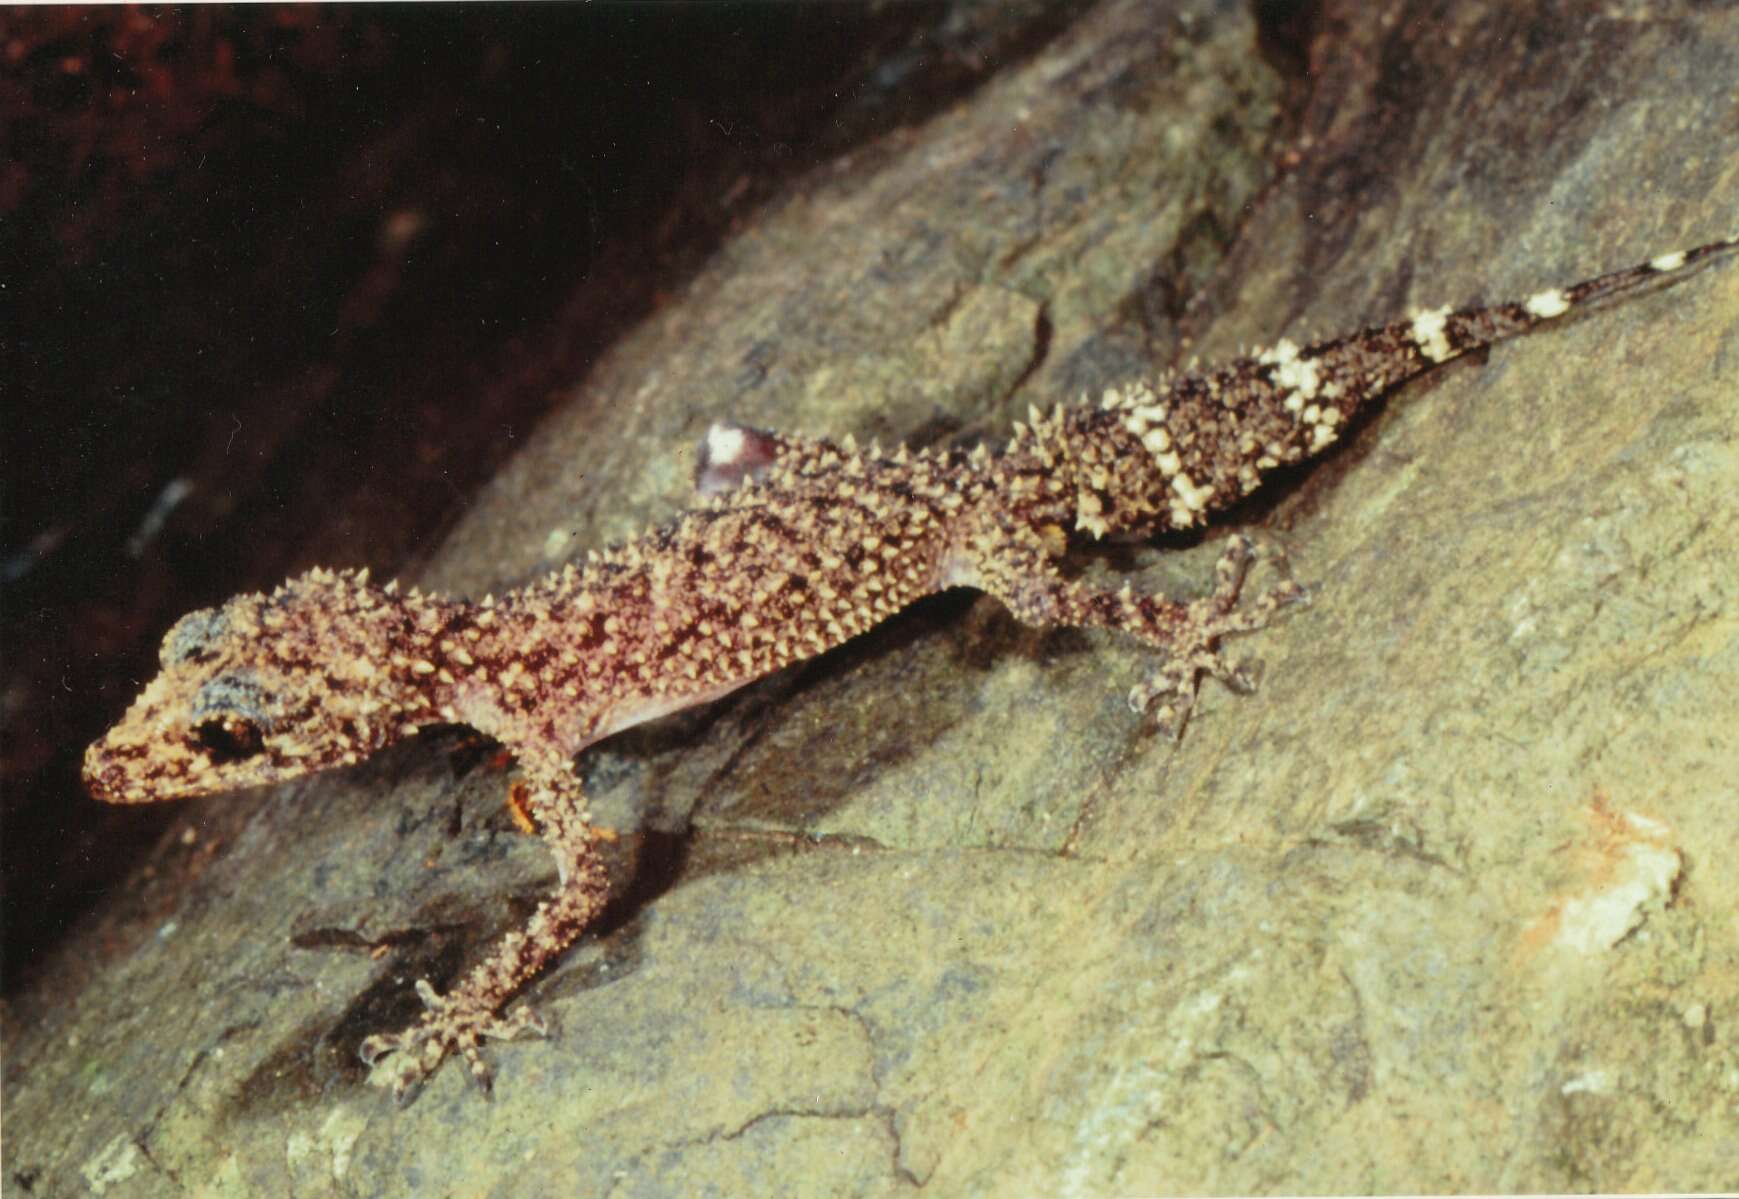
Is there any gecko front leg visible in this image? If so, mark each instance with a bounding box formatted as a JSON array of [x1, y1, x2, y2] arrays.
[[359, 748, 609, 1103]]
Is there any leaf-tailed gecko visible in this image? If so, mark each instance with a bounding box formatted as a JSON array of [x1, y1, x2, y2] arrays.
[[84, 235, 1738, 1101]]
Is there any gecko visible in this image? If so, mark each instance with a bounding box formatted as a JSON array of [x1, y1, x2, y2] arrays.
[[84, 233, 1738, 1102]]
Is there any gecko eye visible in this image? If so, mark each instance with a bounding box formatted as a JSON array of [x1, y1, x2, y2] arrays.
[[194, 715, 265, 763], [189, 671, 273, 758]]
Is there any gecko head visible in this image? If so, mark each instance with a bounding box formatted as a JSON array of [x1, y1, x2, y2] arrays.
[[84, 568, 411, 804]]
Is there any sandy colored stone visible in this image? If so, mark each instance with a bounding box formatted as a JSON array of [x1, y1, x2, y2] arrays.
[[7, 0, 1738, 1195]]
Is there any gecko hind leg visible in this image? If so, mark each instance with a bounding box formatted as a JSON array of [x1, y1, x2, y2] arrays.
[[973, 529, 1308, 733], [1122, 533, 1308, 729]]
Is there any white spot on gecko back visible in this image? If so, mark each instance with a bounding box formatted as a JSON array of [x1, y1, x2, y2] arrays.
[[1169, 472, 1213, 513], [1257, 337, 1300, 366], [1524, 288, 1571, 319], [1408, 305, 1454, 362], [1261, 338, 1323, 404]]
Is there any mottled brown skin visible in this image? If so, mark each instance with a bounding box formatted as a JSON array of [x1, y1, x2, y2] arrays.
[[84, 236, 1738, 1101]]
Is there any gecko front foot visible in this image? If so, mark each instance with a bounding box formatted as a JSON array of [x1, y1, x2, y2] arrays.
[[359, 978, 547, 1104], [1128, 533, 1308, 731]]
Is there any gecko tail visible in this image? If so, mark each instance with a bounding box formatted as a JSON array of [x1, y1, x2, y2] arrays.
[[1414, 232, 1739, 364], [1082, 230, 1739, 539], [1552, 233, 1739, 313], [1507, 232, 1739, 330]]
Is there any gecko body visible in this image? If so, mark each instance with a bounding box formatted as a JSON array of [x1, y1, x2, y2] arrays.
[[85, 235, 1738, 1100]]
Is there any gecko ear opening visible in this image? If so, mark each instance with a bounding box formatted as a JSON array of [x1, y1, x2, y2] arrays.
[[194, 715, 265, 763]]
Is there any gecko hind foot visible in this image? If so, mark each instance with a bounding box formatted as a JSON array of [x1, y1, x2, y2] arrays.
[[359, 978, 548, 1104], [1128, 533, 1309, 732]]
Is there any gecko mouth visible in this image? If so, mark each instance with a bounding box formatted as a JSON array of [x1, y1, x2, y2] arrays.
[[81, 739, 157, 804]]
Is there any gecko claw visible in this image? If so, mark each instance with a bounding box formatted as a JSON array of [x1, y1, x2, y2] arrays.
[[359, 977, 548, 1103], [1128, 534, 1308, 734]]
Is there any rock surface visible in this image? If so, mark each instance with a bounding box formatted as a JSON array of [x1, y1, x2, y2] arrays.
[[8, 0, 1738, 1194]]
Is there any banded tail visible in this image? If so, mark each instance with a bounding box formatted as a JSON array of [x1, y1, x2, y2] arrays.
[[1065, 234, 1739, 538]]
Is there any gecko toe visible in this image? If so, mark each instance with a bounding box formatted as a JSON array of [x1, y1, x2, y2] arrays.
[[360, 979, 548, 1103], [1125, 540, 1307, 732]]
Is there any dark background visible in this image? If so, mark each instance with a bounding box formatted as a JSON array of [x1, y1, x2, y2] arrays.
[[0, 1, 1114, 997]]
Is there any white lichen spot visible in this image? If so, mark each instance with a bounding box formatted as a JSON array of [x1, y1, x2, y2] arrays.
[[1547, 808, 1681, 954], [541, 525, 573, 561], [1560, 1069, 1610, 1096], [82, 1134, 146, 1194], [1650, 250, 1686, 272]]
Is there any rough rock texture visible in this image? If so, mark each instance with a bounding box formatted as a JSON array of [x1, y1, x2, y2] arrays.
[[8, 0, 1739, 1194]]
